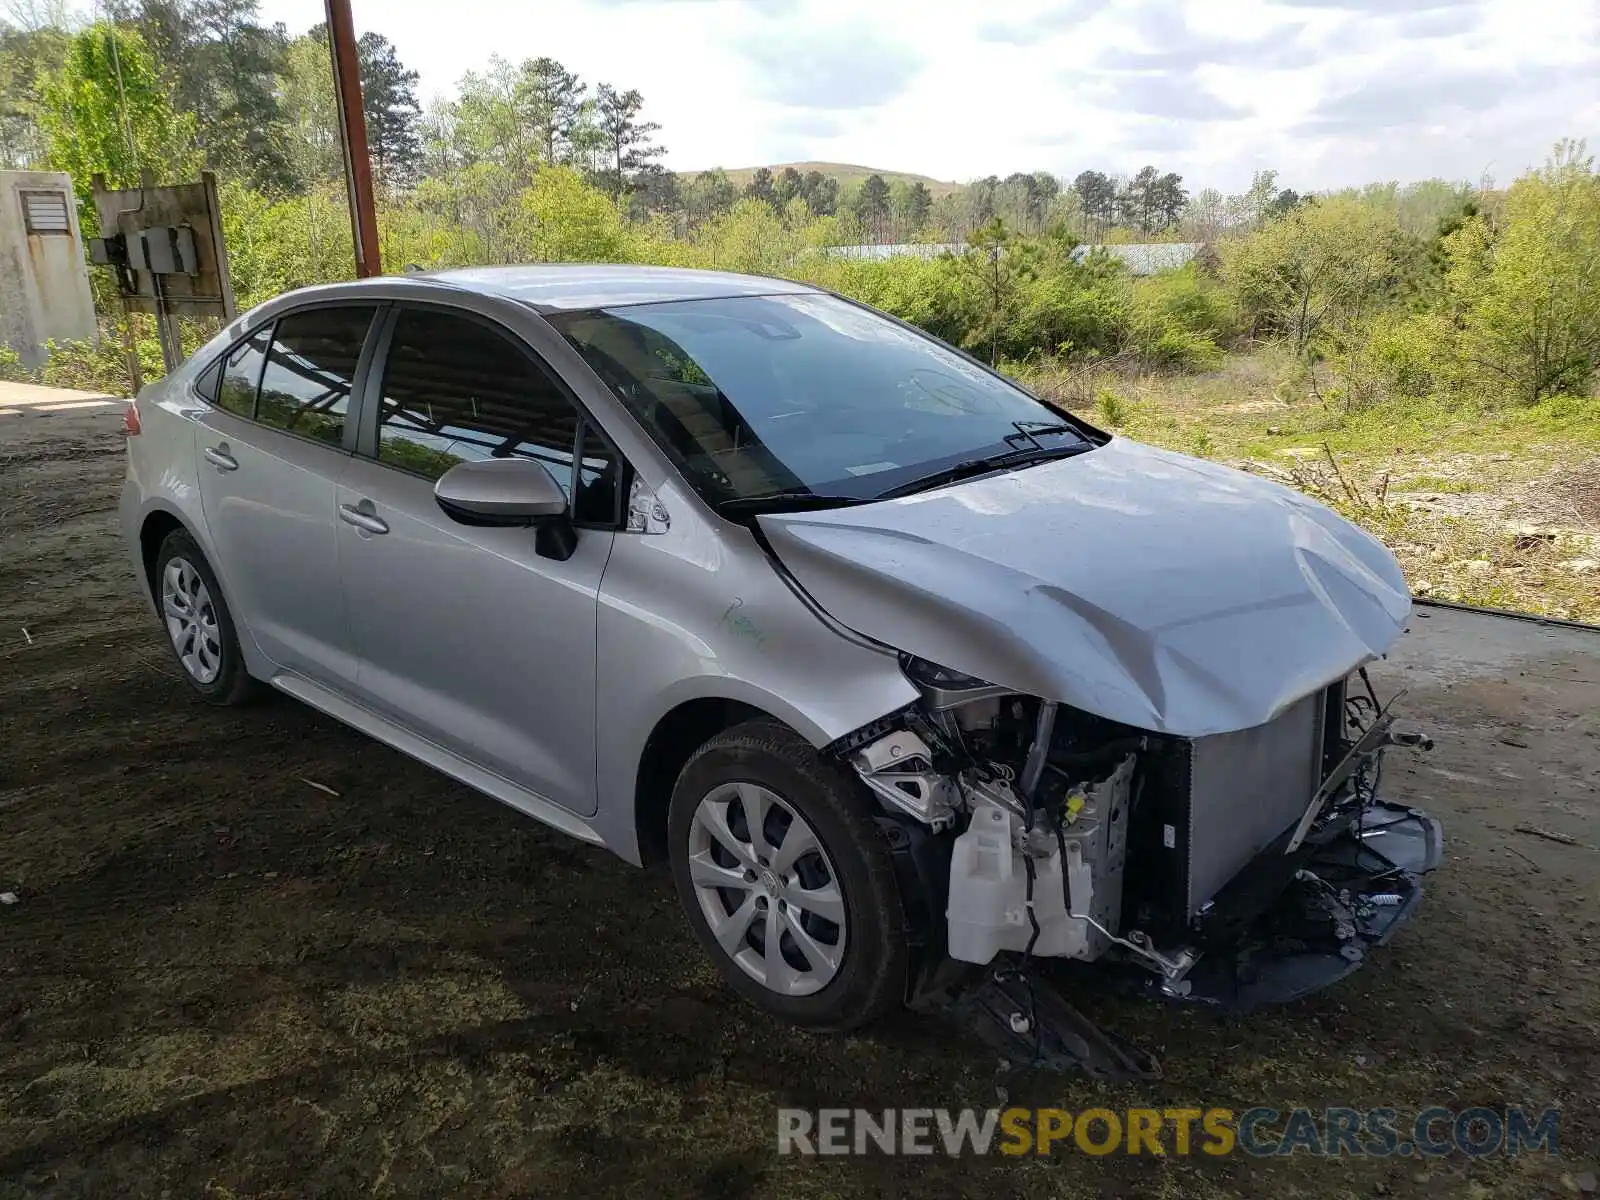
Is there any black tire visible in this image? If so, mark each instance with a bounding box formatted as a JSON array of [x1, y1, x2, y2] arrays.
[[152, 529, 258, 706], [667, 718, 907, 1032]]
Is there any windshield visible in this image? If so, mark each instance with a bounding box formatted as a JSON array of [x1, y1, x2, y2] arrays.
[[549, 293, 1092, 509]]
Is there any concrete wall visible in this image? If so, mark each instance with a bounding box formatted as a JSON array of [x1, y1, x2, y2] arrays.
[[0, 171, 97, 368]]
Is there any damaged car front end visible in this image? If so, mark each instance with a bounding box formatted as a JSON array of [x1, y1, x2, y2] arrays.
[[829, 660, 1440, 1077], [752, 442, 1443, 1078]]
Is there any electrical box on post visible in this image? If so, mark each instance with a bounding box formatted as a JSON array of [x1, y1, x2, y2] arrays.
[[125, 226, 199, 276], [88, 171, 235, 320]]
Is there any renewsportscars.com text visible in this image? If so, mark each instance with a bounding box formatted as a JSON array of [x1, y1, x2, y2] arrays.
[[776, 1106, 1560, 1158]]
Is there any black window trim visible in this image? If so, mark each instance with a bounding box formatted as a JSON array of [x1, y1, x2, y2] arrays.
[[191, 300, 388, 456], [357, 301, 630, 531]]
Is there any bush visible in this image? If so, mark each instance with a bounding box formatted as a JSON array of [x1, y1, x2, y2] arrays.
[[0, 346, 30, 383], [1444, 144, 1600, 404], [37, 336, 139, 395], [1222, 196, 1415, 354], [1356, 311, 1444, 402], [1095, 386, 1132, 427]]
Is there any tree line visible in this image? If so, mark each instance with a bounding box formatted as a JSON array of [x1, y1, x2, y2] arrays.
[[4, 1, 1310, 248], [5, 3, 1594, 416]]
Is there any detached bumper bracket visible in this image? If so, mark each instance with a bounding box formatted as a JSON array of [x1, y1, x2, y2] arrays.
[[1131, 800, 1443, 1012]]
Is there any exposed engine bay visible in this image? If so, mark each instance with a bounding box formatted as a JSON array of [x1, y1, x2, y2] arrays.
[[829, 655, 1442, 1077]]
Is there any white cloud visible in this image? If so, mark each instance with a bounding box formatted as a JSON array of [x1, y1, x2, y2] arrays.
[[254, 0, 1599, 191]]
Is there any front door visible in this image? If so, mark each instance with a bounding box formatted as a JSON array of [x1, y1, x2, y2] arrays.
[[192, 306, 376, 691], [335, 307, 619, 816]]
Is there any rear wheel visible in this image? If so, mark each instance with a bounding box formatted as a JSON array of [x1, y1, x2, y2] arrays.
[[667, 718, 907, 1031], [153, 530, 256, 706]]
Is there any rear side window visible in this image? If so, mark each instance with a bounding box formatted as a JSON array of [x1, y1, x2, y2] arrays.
[[374, 308, 582, 499], [217, 329, 269, 418], [256, 307, 374, 447], [193, 358, 223, 404]]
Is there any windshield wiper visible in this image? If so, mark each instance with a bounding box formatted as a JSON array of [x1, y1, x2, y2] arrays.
[[1012, 419, 1087, 443], [714, 491, 875, 518], [875, 442, 1091, 500]]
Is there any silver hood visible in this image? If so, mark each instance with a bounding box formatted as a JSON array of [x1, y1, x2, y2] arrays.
[[758, 438, 1410, 737]]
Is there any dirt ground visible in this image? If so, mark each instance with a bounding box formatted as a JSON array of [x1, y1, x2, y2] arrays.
[[2, 398, 1598, 1199]]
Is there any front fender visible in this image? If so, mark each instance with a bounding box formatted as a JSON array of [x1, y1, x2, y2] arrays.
[[589, 515, 918, 864]]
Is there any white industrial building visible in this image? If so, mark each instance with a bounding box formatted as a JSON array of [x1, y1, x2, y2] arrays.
[[0, 170, 97, 368]]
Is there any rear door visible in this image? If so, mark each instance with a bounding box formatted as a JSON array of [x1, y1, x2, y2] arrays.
[[335, 305, 621, 816], [192, 305, 379, 690]]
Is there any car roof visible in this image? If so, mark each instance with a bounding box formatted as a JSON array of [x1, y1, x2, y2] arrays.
[[413, 263, 821, 312]]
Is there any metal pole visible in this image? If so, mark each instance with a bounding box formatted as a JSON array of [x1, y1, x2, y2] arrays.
[[325, 0, 381, 278], [152, 274, 180, 375]]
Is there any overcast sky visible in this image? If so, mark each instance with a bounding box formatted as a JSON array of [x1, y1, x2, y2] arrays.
[[255, 0, 1599, 192]]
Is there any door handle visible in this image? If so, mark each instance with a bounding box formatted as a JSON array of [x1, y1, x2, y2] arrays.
[[203, 445, 238, 471], [339, 502, 389, 535]]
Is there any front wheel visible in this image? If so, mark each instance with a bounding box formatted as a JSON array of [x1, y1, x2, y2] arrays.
[[667, 719, 907, 1031]]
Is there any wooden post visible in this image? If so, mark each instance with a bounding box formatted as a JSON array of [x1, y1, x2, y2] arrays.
[[325, 0, 381, 278]]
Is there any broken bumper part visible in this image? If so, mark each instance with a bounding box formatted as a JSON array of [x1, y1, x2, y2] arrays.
[[1122, 799, 1443, 1011]]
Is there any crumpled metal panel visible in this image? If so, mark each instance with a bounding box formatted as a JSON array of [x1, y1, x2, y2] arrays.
[[759, 438, 1410, 737]]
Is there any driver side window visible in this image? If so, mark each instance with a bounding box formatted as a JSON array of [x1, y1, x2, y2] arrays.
[[374, 308, 621, 525], [376, 309, 579, 491]]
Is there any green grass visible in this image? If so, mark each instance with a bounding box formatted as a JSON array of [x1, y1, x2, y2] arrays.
[[1012, 348, 1600, 621]]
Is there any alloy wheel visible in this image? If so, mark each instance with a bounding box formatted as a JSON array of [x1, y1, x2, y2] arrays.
[[686, 781, 848, 997], [161, 557, 223, 684]]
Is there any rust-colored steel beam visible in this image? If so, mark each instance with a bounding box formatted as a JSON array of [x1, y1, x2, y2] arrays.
[[326, 0, 381, 277]]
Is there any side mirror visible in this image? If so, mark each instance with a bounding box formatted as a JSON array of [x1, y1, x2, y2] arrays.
[[434, 458, 569, 527]]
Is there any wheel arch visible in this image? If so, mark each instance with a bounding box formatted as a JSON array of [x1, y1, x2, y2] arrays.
[[632, 696, 769, 867], [138, 507, 189, 599]]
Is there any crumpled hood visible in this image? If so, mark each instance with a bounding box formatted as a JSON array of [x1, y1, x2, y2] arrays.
[[758, 438, 1410, 737]]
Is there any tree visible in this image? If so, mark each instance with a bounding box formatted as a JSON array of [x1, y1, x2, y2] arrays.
[[800, 169, 837, 216], [111, 0, 295, 193], [417, 93, 459, 177], [520, 165, 632, 262], [1118, 165, 1184, 234], [357, 31, 420, 189], [0, 18, 68, 168], [564, 98, 608, 180], [38, 22, 199, 209], [968, 175, 999, 225], [744, 165, 774, 206], [628, 163, 678, 221], [1230, 169, 1284, 230], [853, 172, 890, 240], [997, 171, 1058, 232], [682, 167, 737, 227], [451, 55, 538, 180], [593, 83, 662, 201], [773, 166, 803, 207], [1268, 188, 1302, 218], [278, 26, 340, 186], [1222, 195, 1410, 353], [891, 179, 932, 237], [1183, 186, 1226, 240], [1152, 172, 1188, 232], [1447, 140, 1600, 403], [960, 217, 1029, 364], [521, 56, 584, 165], [1072, 170, 1117, 239]]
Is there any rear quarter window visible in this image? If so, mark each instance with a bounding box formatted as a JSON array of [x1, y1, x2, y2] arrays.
[[217, 330, 271, 419], [193, 358, 223, 404]]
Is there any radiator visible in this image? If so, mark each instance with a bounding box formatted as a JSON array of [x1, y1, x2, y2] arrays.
[[1184, 690, 1325, 913], [1126, 688, 1329, 929]]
